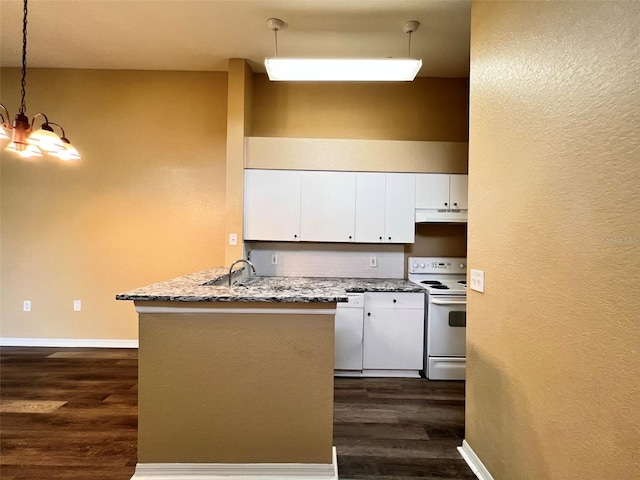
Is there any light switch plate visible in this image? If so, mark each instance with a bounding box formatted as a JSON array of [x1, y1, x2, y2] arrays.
[[229, 233, 238, 246], [73, 300, 82, 312], [470, 269, 485, 293]]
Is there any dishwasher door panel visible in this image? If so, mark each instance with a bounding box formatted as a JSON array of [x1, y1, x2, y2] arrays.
[[335, 304, 364, 371]]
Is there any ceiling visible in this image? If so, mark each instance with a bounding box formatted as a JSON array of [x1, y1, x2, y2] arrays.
[[0, 0, 471, 78]]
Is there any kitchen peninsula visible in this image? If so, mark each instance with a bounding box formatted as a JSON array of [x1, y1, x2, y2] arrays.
[[116, 267, 421, 479]]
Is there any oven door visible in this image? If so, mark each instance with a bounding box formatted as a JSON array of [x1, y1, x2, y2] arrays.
[[427, 295, 466, 357]]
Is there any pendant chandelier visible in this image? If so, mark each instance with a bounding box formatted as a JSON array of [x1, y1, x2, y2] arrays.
[[0, 0, 81, 161]]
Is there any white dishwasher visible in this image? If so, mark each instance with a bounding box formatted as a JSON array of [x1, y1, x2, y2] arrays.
[[334, 293, 364, 375]]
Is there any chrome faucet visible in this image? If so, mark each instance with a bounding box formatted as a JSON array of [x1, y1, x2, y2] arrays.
[[228, 259, 257, 287]]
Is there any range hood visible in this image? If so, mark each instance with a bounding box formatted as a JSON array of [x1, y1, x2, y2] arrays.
[[415, 209, 468, 224]]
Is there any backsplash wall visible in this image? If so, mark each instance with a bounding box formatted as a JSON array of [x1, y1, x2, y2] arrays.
[[246, 242, 404, 278]]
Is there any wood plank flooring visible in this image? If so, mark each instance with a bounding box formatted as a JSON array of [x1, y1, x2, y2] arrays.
[[0, 347, 474, 480]]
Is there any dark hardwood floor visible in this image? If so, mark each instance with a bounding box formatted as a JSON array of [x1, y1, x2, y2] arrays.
[[0, 347, 474, 480]]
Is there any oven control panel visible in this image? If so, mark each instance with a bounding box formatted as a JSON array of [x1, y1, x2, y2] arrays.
[[408, 257, 467, 274]]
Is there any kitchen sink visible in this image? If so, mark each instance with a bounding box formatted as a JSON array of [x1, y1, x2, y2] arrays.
[[232, 276, 263, 287], [202, 273, 262, 287]]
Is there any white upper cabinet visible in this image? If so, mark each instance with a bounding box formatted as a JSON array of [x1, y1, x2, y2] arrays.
[[354, 173, 415, 243], [384, 173, 416, 243], [415, 173, 468, 210], [245, 169, 417, 243], [300, 171, 356, 242], [415, 174, 451, 209], [354, 173, 386, 242], [244, 169, 301, 241], [449, 174, 468, 210]]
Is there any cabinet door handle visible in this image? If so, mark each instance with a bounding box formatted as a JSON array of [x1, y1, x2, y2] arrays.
[[379, 236, 383, 240], [453, 203, 458, 207], [367, 312, 371, 316], [294, 234, 298, 238], [444, 202, 448, 206], [393, 299, 397, 303], [349, 235, 352, 240], [388, 237, 392, 240]]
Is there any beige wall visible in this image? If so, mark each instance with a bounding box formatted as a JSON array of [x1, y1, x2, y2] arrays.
[[467, 2, 639, 479], [0, 69, 228, 340], [252, 74, 469, 142]]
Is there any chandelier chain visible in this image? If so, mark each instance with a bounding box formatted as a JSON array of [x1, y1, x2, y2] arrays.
[[19, 0, 28, 115]]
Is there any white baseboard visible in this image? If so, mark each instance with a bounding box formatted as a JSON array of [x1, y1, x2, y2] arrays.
[[458, 439, 495, 480], [334, 369, 420, 378], [131, 447, 338, 480], [0, 337, 138, 348]]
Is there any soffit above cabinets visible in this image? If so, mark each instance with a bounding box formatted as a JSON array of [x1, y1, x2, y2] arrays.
[[244, 137, 468, 173]]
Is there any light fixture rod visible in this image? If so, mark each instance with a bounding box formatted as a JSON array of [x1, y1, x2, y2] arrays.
[[403, 21, 420, 58], [267, 18, 285, 58]]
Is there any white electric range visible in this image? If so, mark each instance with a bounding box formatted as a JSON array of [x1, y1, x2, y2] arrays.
[[408, 257, 467, 380]]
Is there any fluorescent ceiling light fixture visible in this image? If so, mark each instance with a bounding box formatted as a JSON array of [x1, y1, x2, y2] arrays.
[[264, 18, 423, 82], [265, 58, 423, 82]]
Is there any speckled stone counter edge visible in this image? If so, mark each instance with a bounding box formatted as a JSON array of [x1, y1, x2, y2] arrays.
[[115, 267, 424, 303]]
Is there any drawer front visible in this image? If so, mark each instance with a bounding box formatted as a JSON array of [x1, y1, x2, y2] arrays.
[[364, 292, 425, 309], [428, 357, 466, 380]]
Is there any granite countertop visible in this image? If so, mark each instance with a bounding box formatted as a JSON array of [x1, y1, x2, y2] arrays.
[[115, 267, 423, 303]]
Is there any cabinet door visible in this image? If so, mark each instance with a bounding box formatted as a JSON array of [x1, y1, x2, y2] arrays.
[[449, 174, 468, 210], [363, 308, 424, 370], [384, 173, 415, 243], [244, 169, 301, 241], [300, 171, 356, 242], [415, 174, 450, 209], [335, 307, 364, 370], [363, 294, 424, 370], [354, 172, 386, 242]]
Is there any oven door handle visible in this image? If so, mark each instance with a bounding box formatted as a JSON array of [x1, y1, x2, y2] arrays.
[[431, 299, 467, 306]]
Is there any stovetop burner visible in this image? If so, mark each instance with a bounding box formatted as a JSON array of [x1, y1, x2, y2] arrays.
[[408, 257, 467, 296]]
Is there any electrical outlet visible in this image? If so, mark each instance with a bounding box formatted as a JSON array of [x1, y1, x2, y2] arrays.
[[229, 233, 238, 246], [271, 253, 278, 265], [23, 300, 31, 312], [369, 256, 378, 268], [73, 300, 82, 312], [470, 269, 485, 293]]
